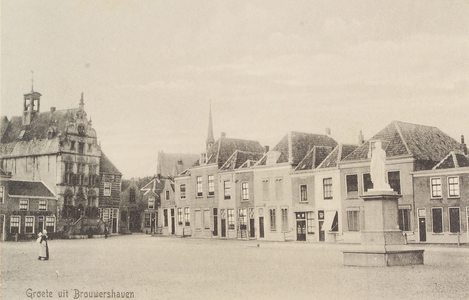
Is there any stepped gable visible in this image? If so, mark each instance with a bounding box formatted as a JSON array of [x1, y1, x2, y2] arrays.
[[344, 121, 460, 165], [9, 180, 55, 198], [220, 150, 264, 171], [433, 151, 469, 170], [258, 131, 338, 166], [100, 151, 121, 175], [201, 136, 264, 168]]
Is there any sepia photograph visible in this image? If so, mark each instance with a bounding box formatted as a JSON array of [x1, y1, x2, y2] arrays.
[[1, 1, 469, 299]]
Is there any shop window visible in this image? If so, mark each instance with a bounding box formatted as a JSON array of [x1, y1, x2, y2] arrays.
[[177, 208, 183, 225], [227, 209, 235, 230], [238, 208, 247, 231], [432, 208, 443, 233], [306, 212, 314, 234], [184, 208, 190, 226]]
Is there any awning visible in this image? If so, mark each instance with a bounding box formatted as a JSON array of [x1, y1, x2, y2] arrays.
[[325, 210, 338, 232]]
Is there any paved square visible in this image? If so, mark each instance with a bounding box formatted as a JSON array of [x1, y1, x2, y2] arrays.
[[2, 235, 468, 300]]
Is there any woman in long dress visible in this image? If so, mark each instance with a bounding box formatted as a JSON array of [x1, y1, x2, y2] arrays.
[[37, 230, 49, 260]]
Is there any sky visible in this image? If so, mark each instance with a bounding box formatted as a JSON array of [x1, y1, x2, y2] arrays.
[[1, 0, 468, 178]]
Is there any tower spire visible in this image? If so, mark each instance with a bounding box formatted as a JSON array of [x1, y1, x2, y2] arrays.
[[31, 70, 34, 92], [206, 100, 215, 150], [79, 92, 85, 110]]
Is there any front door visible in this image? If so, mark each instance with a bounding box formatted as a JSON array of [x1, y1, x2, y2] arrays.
[[259, 217, 264, 238], [0, 215, 4, 241], [419, 218, 426, 242], [221, 219, 226, 237], [319, 221, 325, 242], [249, 219, 255, 238], [37, 216, 44, 235], [150, 213, 156, 233], [170, 209, 175, 234], [296, 220, 306, 241], [213, 208, 218, 236]]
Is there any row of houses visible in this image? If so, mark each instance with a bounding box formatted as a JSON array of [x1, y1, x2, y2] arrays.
[[0, 88, 122, 241], [144, 107, 468, 244]]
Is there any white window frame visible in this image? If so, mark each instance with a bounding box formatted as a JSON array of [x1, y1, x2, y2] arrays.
[[300, 184, 308, 202], [103, 182, 111, 196], [196, 176, 203, 197], [345, 174, 358, 198], [224, 181, 231, 200], [242, 182, 249, 201], [46, 216, 56, 232], [39, 200, 47, 211], [180, 184, 186, 199], [208, 175, 215, 196], [184, 207, 190, 226], [10, 215, 21, 233], [148, 197, 155, 209], [430, 177, 442, 198], [323, 178, 333, 199], [25, 216, 35, 234], [447, 176, 460, 198], [177, 207, 183, 225], [0, 186, 4, 203], [448, 207, 460, 234], [19, 199, 29, 211]]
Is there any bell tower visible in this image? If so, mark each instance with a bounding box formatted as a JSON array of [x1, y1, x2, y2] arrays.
[[22, 71, 42, 126]]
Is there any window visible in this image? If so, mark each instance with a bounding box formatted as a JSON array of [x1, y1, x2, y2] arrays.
[[363, 173, 373, 192], [275, 178, 283, 200], [307, 212, 314, 234], [242, 182, 249, 201], [323, 178, 333, 199], [10, 216, 20, 233], [88, 165, 97, 186], [77, 163, 85, 185], [346, 174, 358, 198], [432, 208, 443, 233], [25, 216, 34, 233], [262, 179, 269, 201], [281, 208, 288, 232], [270, 208, 276, 231], [129, 187, 136, 203], [64, 162, 74, 185], [431, 178, 442, 198], [449, 207, 460, 233], [148, 197, 155, 209], [180, 184, 186, 199], [71, 141, 76, 150], [78, 142, 85, 155], [39, 200, 47, 211], [448, 177, 460, 197], [196, 176, 203, 197], [103, 182, 111, 196], [208, 175, 214, 196], [224, 181, 231, 200], [163, 209, 168, 227], [19, 199, 29, 211], [0, 186, 4, 203], [330, 211, 339, 232], [238, 208, 247, 231], [45, 216, 55, 233], [184, 207, 190, 226], [227, 209, 235, 230], [300, 185, 308, 202], [203, 209, 210, 229], [177, 208, 183, 225], [88, 143, 92, 152], [398, 208, 411, 231], [165, 190, 170, 201], [144, 213, 151, 227], [388, 171, 401, 194], [347, 211, 360, 231]]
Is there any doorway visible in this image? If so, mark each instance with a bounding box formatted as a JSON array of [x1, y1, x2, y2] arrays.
[[296, 220, 306, 241], [419, 218, 426, 242], [221, 219, 226, 237], [259, 217, 264, 238], [170, 209, 175, 234], [249, 218, 255, 238], [213, 208, 218, 236], [319, 221, 325, 242]]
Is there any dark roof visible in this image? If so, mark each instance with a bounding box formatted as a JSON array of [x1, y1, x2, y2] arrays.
[[141, 177, 167, 193], [1, 108, 79, 144], [220, 150, 265, 171], [197, 136, 264, 168], [8, 180, 55, 198], [344, 121, 461, 165], [157, 152, 200, 177], [295, 146, 333, 171], [258, 131, 338, 166], [100, 151, 122, 175], [318, 144, 358, 169], [433, 151, 469, 170]]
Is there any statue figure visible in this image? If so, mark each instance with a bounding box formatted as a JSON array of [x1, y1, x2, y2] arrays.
[[370, 141, 391, 191]]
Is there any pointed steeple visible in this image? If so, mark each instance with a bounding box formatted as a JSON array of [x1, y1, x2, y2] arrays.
[[79, 92, 85, 111], [206, 101, 215, 150]]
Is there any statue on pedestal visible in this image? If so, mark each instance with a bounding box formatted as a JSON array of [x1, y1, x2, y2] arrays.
[[370, 141, 392, 191]]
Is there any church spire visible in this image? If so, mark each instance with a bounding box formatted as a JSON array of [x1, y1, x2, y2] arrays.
[[206, 100, 215, 150], [79, 92, 85, 111]]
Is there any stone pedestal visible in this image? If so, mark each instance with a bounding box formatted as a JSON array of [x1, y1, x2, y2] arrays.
[[343, 190, 424, 267]]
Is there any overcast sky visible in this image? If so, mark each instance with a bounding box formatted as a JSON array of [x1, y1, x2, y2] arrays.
[[1, 0, 468, 178]]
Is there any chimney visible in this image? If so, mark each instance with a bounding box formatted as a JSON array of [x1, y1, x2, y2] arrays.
[[461, 135, 467, 155], [358, 130, 364, 145], [221, 132, 226, 138], [325, 128, 331, 136], [264, 145, 270, 154], [50, 107, 56, 113]]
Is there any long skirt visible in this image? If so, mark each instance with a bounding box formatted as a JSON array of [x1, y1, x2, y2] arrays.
[[38, 241, 48, 260]]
